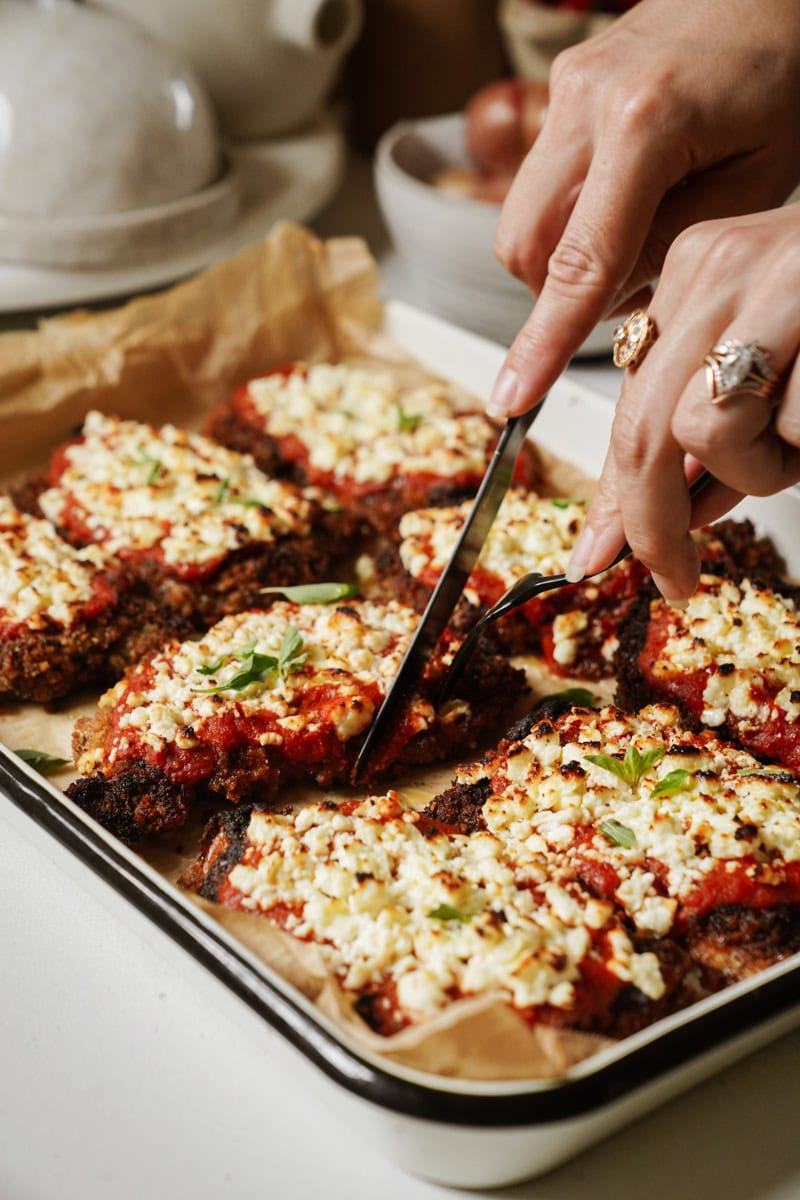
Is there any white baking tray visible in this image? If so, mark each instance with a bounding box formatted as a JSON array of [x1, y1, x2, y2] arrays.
[[2, 300, 800, 1191]]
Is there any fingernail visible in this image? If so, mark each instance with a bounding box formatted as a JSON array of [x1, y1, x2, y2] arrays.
[[651, 573, 690, 608], [486, 368, 520, 418], [565, 524, 594, 583]]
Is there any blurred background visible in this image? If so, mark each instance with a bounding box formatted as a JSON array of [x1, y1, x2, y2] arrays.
[[0, 0, 636, 347]]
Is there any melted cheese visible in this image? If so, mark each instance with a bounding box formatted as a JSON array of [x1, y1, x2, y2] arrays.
[[225, 791, 643, 1022], [655, 577, 800, 727], [38, 411, 314, 568], [398, 491, 586, 585], [0, 496, 108, 628], [197, 702, 800, 1027], [244, 364, 499, 486], [81, 600, 455, 772], [458, 703, 800, 936]]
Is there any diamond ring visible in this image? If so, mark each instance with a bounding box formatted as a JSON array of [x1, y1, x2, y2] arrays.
[[612, 310, 658, 369], [704, 339, 779, 406]]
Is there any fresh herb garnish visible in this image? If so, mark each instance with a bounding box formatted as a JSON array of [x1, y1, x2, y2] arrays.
[[194, 626, 306, 693], [585, 744, 666, 787], [428, 904, 472, 923], [396, 403, 423, 433], [211, 475, 265, 508], [13, 748, 71, 773], [197, 656, 226, 676], [598, 819, 637, 849], [651, 769, 694, 799], [198, 650, 279, 693], [260, 582, 360, 605], [212, 476, 231, 504], [195, 625, 307, 694], [551, 499, 571, 509], [278, 623, 307, 677], [197, 639, 255, 676], [133, 444, 163, 484], [739, 767, 794, 778]]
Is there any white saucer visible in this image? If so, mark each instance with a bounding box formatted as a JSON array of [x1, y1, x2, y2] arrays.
[[0, 112, 345, 314]]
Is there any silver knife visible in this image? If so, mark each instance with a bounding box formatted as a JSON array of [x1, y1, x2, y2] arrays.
[[352, 404, 542, 781]]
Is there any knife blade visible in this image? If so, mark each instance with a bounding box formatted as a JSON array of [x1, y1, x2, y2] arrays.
[[352, 404, 542, 782]]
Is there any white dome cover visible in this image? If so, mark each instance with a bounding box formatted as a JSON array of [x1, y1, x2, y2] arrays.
[[0, 0, 221, 219]]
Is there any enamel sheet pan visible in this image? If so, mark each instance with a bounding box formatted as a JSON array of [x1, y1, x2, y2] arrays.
[[2, 300, 800, 1191]]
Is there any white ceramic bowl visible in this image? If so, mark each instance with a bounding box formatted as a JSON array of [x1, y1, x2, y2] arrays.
[[374, 113, 616, 355]]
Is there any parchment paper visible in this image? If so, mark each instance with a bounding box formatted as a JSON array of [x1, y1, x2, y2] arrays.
[[0, 222, 613, 1081]]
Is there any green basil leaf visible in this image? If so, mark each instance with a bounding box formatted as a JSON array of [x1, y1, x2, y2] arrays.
[[133, 444, 163, 484], [584, 753, 630, 783], [212, 477, 231, 504], [427, 904, 472, 923], [651, 769, 694, 799], [197, 655, 226, 676], [278, 624, 307, 678], [598, 819, 637, 849], [551, 498, 571, 509], [739, 767, 795, 779], [211, 476, 265, 508], [624, 744, 666, 785], [14, 748, 71, 773], [260, 582, 360, 605], [586, 744, 665, 787], [194, 629, 306, 693], [195, 651, 279, 693], [396, 403, 423, 433]]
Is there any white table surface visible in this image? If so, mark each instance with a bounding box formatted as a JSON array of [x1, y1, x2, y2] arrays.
[[3, 154, 800, 1200]]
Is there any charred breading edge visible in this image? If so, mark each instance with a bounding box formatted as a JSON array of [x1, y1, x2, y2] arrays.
[[13, 474, 357, 629], [420, 776, 492, 834], [614, 581, 666, 716], [178, 805, 260, 898], [686, 904, 800, 981], [66, 641, 526, 845], [0, 613, 121, 704], [204, 397, 543, 537], [0, 515, 196, 704], [710, 517, 790, 589], [116, 518, 356, 628], [67, 762, 191, 845], [0, 592, 195, 705]]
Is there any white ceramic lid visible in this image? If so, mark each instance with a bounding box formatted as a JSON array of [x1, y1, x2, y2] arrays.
[[0, 0, 221, 220]]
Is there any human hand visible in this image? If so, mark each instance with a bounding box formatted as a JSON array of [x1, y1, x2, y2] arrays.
[[485, 0, 800, 420], [564, 202, 800, 602]]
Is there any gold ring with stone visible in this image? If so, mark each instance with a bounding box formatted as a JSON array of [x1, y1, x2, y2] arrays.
[[704, 338, 779, 405], [612, 309, 658, 369]]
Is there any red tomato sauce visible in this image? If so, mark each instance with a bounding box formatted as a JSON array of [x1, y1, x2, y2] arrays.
[[677, 858, 800, 927], [639, 611, 800, 773]]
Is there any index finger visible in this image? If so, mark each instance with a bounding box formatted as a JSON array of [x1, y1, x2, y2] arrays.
[[486, 129, 676, 419]]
